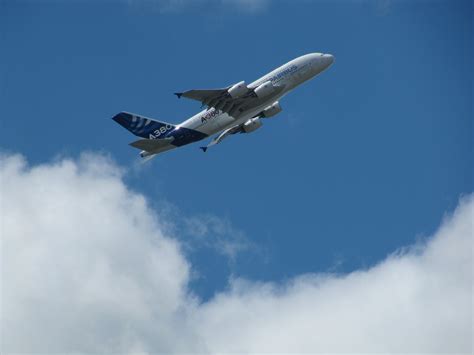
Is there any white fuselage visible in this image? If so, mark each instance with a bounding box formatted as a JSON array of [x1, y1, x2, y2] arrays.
[[178, 53, 334, 139]]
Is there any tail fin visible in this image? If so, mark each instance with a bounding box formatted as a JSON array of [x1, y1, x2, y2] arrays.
[[112, 112, 176, 139]]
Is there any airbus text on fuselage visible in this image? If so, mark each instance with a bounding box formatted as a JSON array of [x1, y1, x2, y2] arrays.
[[112, 53, 334, 159]]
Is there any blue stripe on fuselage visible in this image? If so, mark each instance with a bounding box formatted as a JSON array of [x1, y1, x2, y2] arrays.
[[165, 126, 208, 146]]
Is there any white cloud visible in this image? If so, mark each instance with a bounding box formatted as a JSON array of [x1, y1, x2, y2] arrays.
[[0, 153, 195, 353], [183, 213, 254, 261], [1, 153, 472, 353]]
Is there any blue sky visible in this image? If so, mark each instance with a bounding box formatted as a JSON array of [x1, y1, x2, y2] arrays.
[[2, 0, 472, 301]]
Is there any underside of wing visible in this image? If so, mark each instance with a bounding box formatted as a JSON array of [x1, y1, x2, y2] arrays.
[[174, 88, 229, 102], [175, 80, 286, 117], [175, 81, 265, 117], [200, 125, 243, 152]]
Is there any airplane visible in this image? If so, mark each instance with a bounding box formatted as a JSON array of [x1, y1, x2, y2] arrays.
[[112, 52, 334, 160]]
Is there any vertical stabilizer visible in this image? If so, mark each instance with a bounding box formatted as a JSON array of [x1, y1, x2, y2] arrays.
[[112, 112, 175, 139]]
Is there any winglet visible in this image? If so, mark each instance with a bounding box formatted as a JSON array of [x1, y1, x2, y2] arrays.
[[174, 92, 183, 99], [199, 147, 208, 153]]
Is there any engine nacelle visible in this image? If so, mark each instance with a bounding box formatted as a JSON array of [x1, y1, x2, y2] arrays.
[[243, 118, 263, 133], [261, 101, 282, 118], [228, 81, 247, 98], [254, 80, 275, 99]]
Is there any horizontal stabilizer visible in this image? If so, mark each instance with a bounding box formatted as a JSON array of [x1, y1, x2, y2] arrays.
[[129, 137, 174, 151]]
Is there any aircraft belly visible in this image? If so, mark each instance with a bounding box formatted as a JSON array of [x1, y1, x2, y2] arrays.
[[196, 112, 235, 136]]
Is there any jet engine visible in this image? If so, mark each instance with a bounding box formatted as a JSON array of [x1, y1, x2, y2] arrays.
[[261, 101, 282, 118], [254, 80, 275, 99], [228, 81, 247, 98], [243, 118, 262, 133]]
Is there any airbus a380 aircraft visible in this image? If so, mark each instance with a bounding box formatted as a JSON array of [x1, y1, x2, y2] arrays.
[[112, 53, 334, 159]]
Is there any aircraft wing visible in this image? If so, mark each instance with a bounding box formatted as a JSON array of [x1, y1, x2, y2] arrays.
[[175, 84, 255, 117], [200, 125, 243, 152], [175, 88, 229, 102]]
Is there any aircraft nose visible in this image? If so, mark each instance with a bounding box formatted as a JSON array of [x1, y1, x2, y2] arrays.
[[323, 53, 334, 65]]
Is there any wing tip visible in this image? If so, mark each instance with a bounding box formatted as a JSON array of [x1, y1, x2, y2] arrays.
[[174, 92, 183, 99], [199, 146, 208, 153]]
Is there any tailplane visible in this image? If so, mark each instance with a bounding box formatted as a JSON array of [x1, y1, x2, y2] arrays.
[[112, 111, 176, 139]]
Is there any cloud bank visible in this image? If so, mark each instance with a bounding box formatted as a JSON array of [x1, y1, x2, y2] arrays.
[[1, 153, 472, 353]]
